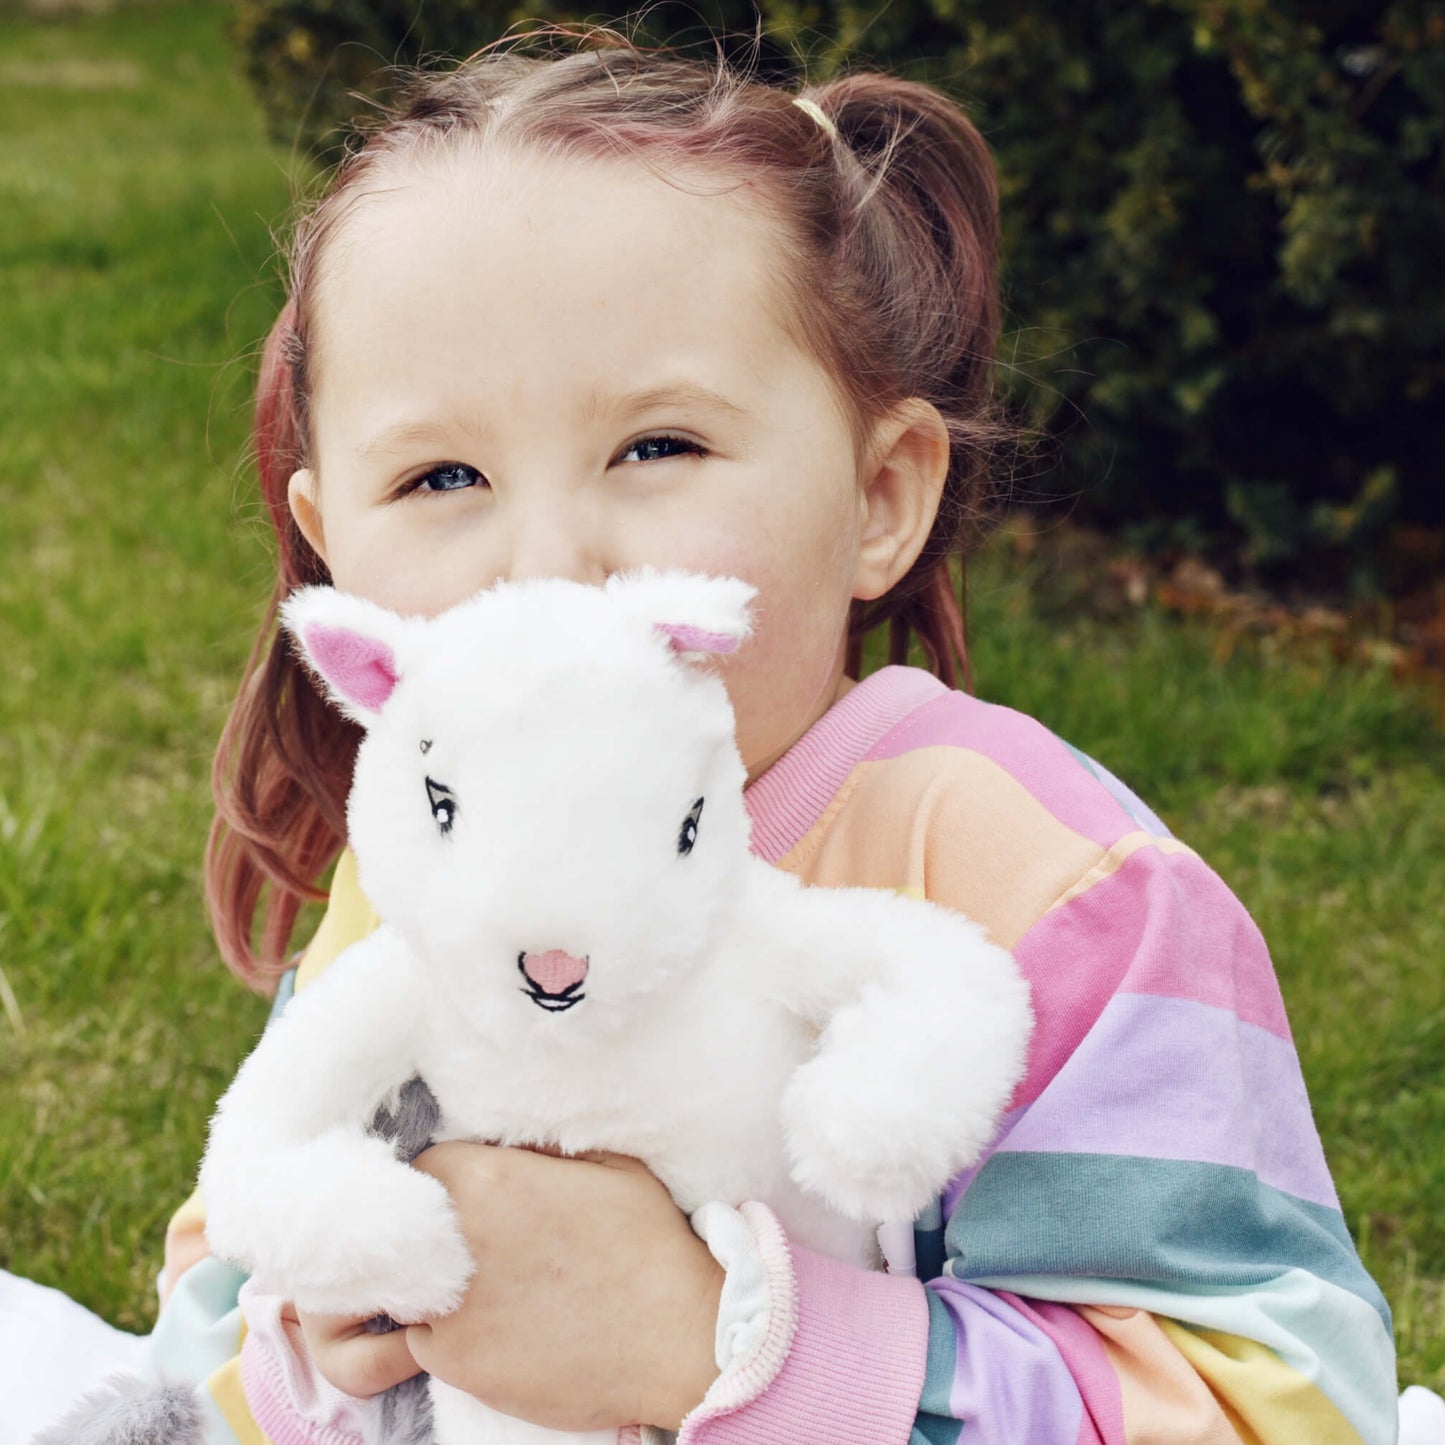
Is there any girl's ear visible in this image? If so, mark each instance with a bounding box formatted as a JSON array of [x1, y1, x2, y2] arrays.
[[287, 469, 328, 566], [280, 587, 411, 725], [853, 399, 950, 602], [605, 569, 757, 658]]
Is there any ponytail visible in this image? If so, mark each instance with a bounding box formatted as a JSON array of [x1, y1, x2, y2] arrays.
[[205, 306, 356, 988], [807, 73, 1006, 689]]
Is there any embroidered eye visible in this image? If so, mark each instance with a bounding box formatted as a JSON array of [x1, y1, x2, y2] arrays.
[[426, 777, 457, 836], [678, 797, 704, 857]]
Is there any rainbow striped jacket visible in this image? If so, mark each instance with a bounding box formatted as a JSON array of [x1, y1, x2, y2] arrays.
[[158, 664, 1396, 1444]]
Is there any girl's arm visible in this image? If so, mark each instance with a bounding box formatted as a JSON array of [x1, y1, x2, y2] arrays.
[[673, 838, 1398, 1445]]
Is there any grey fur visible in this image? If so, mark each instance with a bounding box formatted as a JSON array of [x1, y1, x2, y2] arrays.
[[368, 1075, 441, 1164], [362, 1074, 441, 1443], [40, 1078, 446, 1445], [29, 1375, 202, 1445], [367, 1372, 436, 1445]]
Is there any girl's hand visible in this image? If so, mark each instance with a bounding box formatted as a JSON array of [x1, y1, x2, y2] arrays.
[[405, 1142, 723, 1432], [291, 1304, 420, 1398]]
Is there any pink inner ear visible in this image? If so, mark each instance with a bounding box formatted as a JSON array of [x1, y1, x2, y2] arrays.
[[654, 622, 740, 655], [303, 623, 399, 712]]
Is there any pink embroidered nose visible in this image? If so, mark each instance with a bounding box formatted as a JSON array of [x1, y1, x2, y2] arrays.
[[521, 949, 589, 996]]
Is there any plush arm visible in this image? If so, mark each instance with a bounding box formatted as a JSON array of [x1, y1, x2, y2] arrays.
[[199, 927, 473, 1320], [738, 862, 1031, 1222]]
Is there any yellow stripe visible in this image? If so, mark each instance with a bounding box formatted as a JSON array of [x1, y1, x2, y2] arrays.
[[1158, 1318, 1362, 1444], [1046, 830, 1197, 915], [206, 1351, 273, 1445], [296, 848, 380, 993]]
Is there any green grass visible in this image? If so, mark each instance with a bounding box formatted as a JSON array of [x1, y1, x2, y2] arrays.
[[0, 0, 286, 1329], [1, 0, 1442, 1392]]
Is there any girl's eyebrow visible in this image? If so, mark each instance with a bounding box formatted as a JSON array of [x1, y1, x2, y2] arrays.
[[356, 384, 746, 462], [357, 418, 490, 463], [582, 383, 747, 424]]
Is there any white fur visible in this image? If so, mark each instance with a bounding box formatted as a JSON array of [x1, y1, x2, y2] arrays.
[[200, 569, 1033, 1445]]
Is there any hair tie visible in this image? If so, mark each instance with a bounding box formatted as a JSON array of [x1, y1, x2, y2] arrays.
[[793, 96, 838, 141]]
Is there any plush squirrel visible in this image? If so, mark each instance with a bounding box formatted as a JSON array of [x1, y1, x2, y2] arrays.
[[197, 570, 1033, 1445]]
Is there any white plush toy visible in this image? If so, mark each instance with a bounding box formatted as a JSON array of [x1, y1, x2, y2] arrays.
[[200, 570, 1033, 1445]]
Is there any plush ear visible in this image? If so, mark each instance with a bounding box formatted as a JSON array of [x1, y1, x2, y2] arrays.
[[280, 587, 412, 725], [605, 569, 757, 658]]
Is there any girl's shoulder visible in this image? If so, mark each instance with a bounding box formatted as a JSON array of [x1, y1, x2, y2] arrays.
[[755, 666, 1199, 951]]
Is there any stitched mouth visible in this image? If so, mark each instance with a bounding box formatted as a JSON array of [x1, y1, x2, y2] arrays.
[[517, 952, 586, 1012]]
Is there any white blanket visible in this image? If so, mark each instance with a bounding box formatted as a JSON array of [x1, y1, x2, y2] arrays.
[[0, 1269, 149, 1444]]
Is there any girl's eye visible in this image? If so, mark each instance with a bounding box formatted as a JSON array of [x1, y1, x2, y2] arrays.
[[408, 462, 486, 495], [616, 435, 706, 465]]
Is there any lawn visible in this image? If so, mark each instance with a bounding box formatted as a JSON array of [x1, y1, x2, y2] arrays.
[[1, 0, 1442, 1393]]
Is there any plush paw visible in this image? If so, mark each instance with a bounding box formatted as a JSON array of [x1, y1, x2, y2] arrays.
[[781, 1032, 969, 1222], [213, 1131, 475, 1321]]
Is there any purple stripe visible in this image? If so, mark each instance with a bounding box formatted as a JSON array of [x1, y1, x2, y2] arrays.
[[1063, 742, 1173, 839], [994, 992, 1339, 1209], [928, 1278, 1087, 1442]]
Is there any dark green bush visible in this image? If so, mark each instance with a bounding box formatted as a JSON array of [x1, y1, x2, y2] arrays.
[[233, 0, 1445, 588]]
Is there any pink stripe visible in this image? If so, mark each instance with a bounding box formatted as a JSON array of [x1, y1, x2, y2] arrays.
[[240, 1329, 368, 1445], [1094, 849, 1290, 1036], [866, 694, 1136, 848], [745, 667, 945, 863], [997, 993, 1339, 1208], [1000, 1295, 1126, 1445], [1008, 846, 1290, 1109], [685, 1240, 929, 1443]]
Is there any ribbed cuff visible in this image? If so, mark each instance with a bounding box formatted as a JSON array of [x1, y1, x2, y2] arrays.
[[679, 1204, 929, 1444], [237, 1283, 373, 1445]]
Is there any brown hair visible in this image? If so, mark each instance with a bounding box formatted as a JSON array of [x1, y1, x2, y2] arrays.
[[208, 35, 1005, 986]]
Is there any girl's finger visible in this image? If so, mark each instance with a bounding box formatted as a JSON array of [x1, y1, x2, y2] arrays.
[[301, 1314, 422, 1397]]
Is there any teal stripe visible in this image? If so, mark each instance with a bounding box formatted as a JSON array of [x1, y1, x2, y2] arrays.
[[946, 1151, 1390, 1334], [914, 1195, 946, 1283], [911, 1290, 964, 1445], [267, 965, 297, 1023]]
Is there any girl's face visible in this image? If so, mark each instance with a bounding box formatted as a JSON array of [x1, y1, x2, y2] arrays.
[[290, 149, 882, 778]]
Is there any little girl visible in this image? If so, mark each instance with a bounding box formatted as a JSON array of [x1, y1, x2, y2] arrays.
[[142, 33, 1398, 1445]]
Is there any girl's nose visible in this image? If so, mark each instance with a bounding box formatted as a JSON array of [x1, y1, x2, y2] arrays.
[[504, 496, 605, 586]]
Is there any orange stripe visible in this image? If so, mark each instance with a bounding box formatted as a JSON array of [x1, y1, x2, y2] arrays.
[[1080, 1306, 1244, 1444], [777, 748, 1106, 948]]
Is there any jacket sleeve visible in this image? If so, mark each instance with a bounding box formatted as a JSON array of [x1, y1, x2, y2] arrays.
[[681, 839, 1398, 1445], [151, 853, 384, 1445]]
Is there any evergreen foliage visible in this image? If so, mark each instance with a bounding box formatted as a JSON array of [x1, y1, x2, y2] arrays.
[[232, 0, 1445, 585]]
